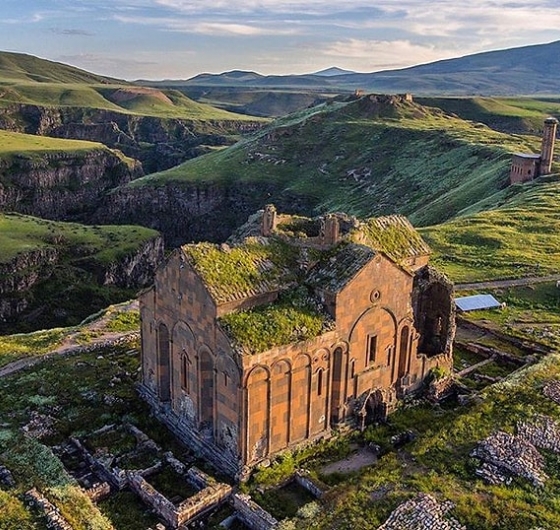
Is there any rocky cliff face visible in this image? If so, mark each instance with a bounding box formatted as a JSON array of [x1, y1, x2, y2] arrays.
[[0, 235, 164, 333], [0, 104, 262, 173], [95, 181, 315, 247], [0, 248, 59, 323], [0, 149, 142, 221]]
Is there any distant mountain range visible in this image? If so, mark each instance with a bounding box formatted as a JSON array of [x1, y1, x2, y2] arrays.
[[312, 67, 357, 77], [147, 40, 560, 96]]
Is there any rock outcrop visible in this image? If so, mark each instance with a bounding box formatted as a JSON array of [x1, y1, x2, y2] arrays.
[[0, 104, 262, 173], [0, 234, 164, 331], [0, 148, 142, 221], [94, 181, 315, 247]]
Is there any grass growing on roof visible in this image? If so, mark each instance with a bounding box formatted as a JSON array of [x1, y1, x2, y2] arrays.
[[183, 238, 298, 302], [358, 216, 430, 263], [219, 289, 332, 354]]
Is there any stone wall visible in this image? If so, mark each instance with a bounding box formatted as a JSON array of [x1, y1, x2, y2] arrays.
[[128, 469, 232, 528], [231, 493, 278, 530], [25, 488, 74, 530], [294, 470, 325, 499]]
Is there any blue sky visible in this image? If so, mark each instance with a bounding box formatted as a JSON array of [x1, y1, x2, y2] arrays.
[[2, 0, 560, 80]]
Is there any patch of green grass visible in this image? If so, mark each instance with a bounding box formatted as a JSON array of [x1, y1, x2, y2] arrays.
[[2, 436, 113, 530], [0, 130, 103, 157], [97, 491, 160, 530], [0, 213, 157, 264], [219, 289, 331, 354], [253, 481, 317, 520], [421, 182, 560, 282], [417, 96, 560, 134], [105, 310, 140, 333], [0, 328, 67, 368], [147, 466, 198, 502]]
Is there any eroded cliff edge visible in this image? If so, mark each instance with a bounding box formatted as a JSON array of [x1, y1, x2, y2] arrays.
[[0, 214, 164, 333]]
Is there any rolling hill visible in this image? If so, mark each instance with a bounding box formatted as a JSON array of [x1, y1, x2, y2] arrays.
[[0, 51, 258, 120], [95, 94, 547, 246]]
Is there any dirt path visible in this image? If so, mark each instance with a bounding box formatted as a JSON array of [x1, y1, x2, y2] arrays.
[[0, 300, 140, 379], [456, 274, 560, 291], [321, 447, 377, 475]]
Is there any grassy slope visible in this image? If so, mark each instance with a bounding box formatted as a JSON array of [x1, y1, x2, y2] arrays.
[[0, 129, 109, 155], [127, 98, 540, 227], [417, 96, 560, 133], [0, 51, 119, 84], [421, 181, 560, 283], [0, 51, 259, 121], [0, 82, 259, 120], [0, 214, 158, 333], [0, 213, 157, 264]]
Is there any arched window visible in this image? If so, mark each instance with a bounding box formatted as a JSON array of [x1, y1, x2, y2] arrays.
[[398, 326, 410, 379], [317, 369, 324, 396]]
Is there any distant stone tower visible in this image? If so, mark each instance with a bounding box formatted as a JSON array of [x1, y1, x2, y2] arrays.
[[320, 214, 340, 247], [261, 204, 277, 236], [541, 117, 559, 175]]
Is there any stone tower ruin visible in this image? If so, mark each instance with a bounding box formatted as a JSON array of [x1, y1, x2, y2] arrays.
[[509, 116, 559, 184], [541, 116, 559, 175]]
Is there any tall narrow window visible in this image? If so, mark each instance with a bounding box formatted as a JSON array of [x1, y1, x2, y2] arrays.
[[317, 369, 324, 396], [386, 346, 393, 366], [350, 359, 356, 378], [367, 335, 378, 364], [181, 354, 190, 393]]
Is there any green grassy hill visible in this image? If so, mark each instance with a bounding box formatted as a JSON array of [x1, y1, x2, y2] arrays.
[[0, 129, 124, 158], [0, 51, 121, 84], [0, 51, 259, 121], [125, 95, 541, 228], [417, 96, 560, 134], [421, 181, 560, 283]]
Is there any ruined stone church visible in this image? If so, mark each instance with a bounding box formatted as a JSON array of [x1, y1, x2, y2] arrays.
[[139, 207, 455, 479]]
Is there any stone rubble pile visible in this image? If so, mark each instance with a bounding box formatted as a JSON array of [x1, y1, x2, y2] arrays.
[[473, 414, 560, 487], [22, 411, 56, 439], [377, 493, 466, 530], [544, 380, 560, 405], [471, 431, 547, 487], [518, 415, 560, 453], [0, 465, 15, 487]]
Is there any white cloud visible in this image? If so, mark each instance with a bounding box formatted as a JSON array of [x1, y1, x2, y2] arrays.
[[113, 14, 297, 35], [191, 23, 297, 36], [323, 39, 453, 69]]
